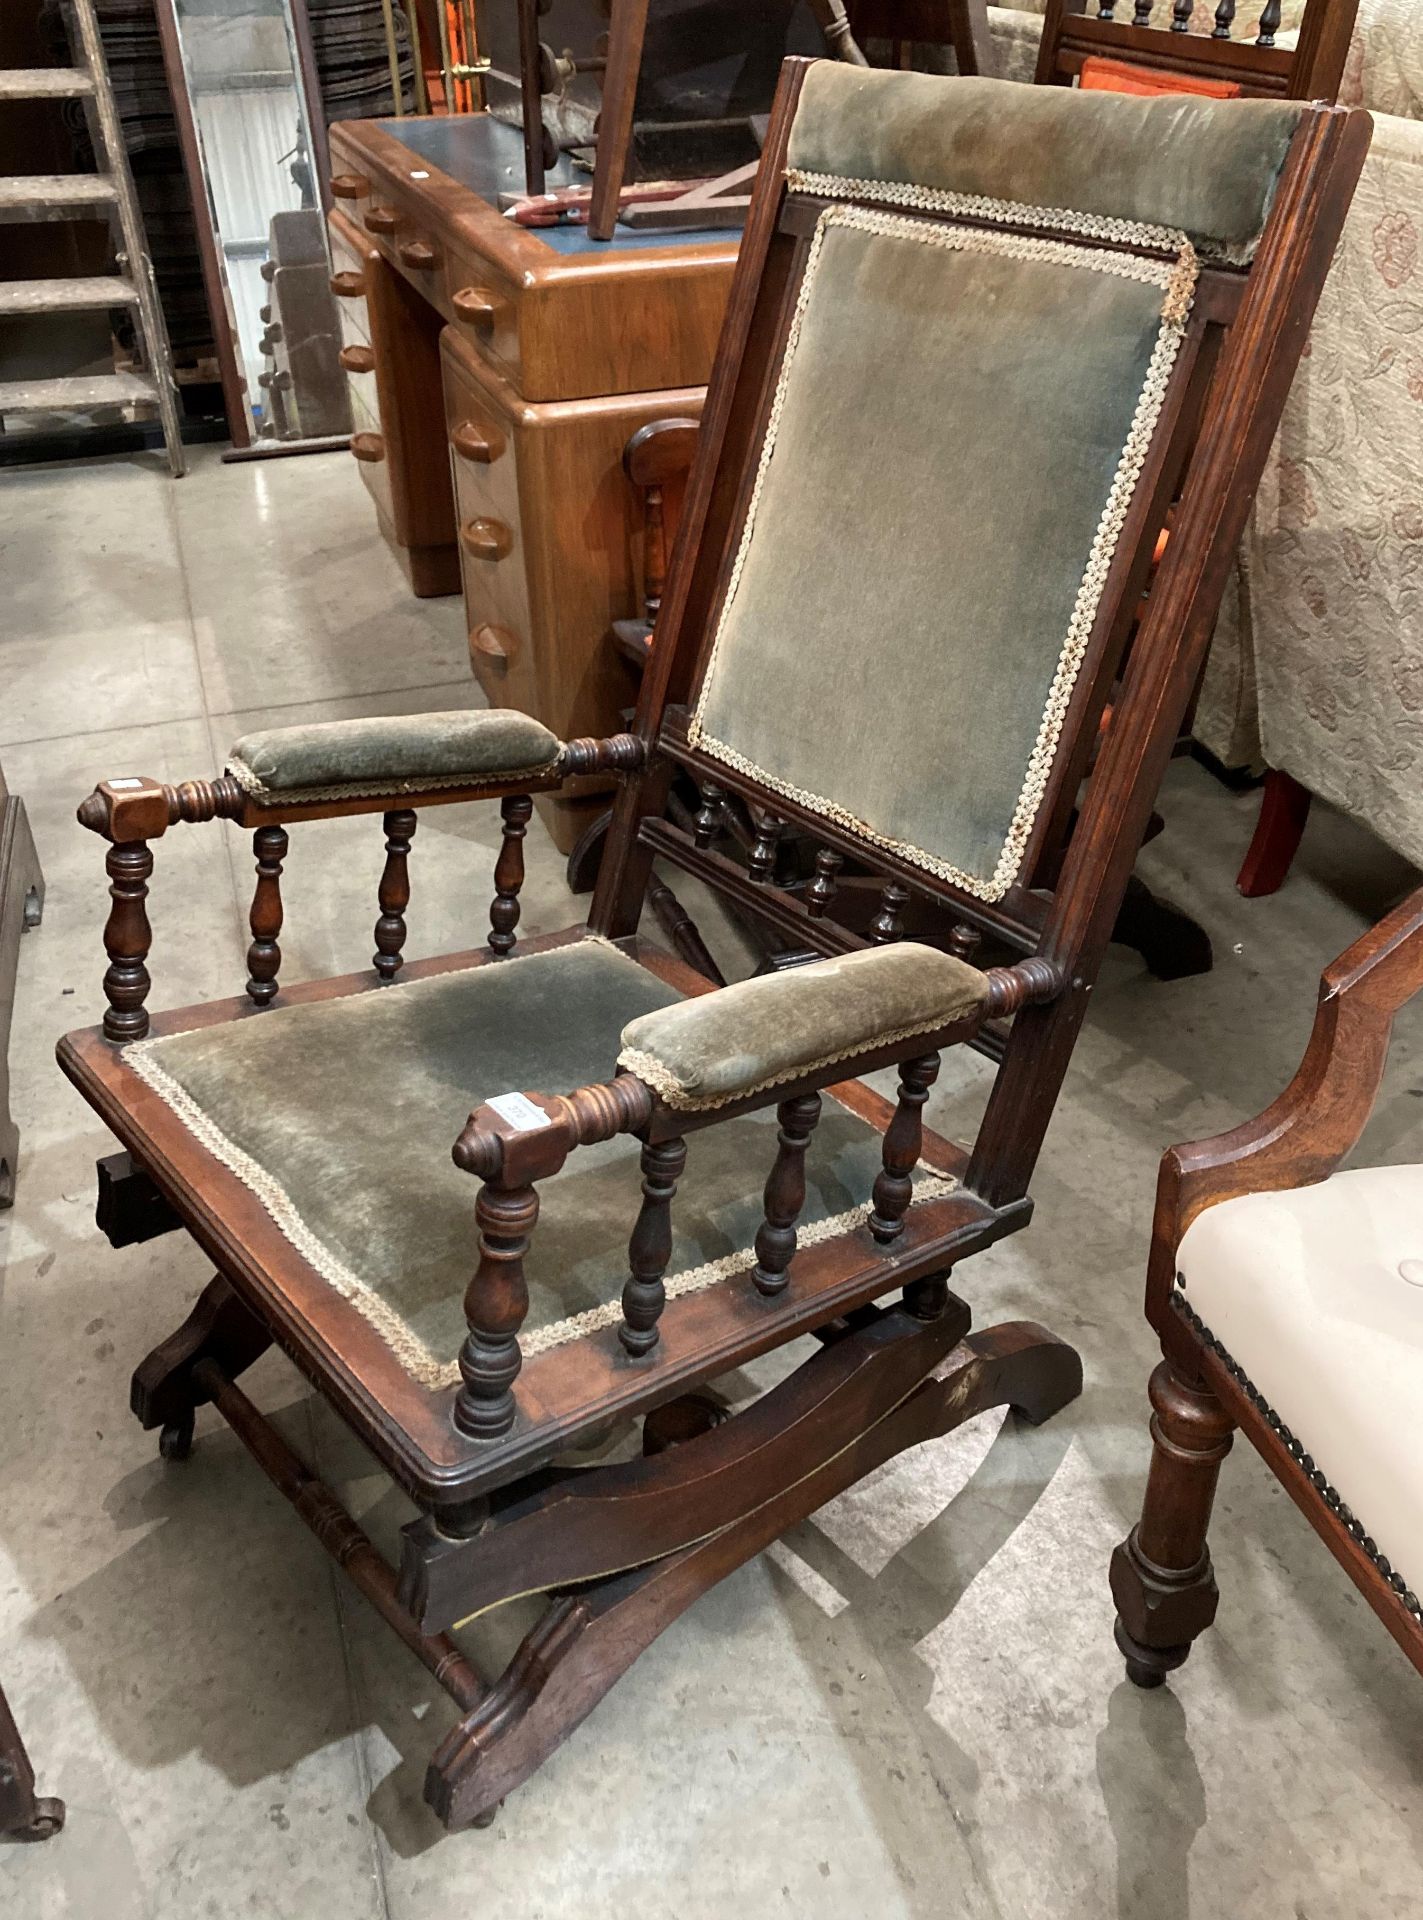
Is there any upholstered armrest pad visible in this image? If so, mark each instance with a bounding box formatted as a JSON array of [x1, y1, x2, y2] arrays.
[[228, 710, 561, 801], [617, 943, 988, 1110]]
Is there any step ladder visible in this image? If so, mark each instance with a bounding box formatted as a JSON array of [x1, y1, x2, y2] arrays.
[[0, 0, 184, 475]]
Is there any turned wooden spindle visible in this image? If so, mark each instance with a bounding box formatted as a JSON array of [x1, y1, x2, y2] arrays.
[[751, 1092, 822, 1298], [373, 809, 416, 981], [692, 784, 726, 851], [805, 848, 843, 919], [101, 841, 154, 1042], [1213, 0, 1237, 36], [558, 733, 644, 778], [619, 1137, 687, 1356], [947, 920, 982, 964], [748, 815, 783, 885], [1256, 0, 1281, 44], [245, 826, 288, 1006], [489, 794, 532, 957], [817, 0, 868, 64], [870, 880, 911, 944], [1133, 0, 1153, 24], [869, 1054, 940, 1244], [1097, 1, 1115, 19], [982, 957, 1064, 1019], [1171, 0, 1193, 28], [454, 1181, 537, 1439]]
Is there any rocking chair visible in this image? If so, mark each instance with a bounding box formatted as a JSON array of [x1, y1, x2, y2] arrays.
[[60, 66, 1368, 1830]]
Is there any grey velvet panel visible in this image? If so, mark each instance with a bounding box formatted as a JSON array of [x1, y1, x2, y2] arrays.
[[787, 68, 1303, 262], [135, 941, 929, 1369], [694, 222, 1168, 894], [619, 943, 986, 1106], [230, 709, 560, 793]]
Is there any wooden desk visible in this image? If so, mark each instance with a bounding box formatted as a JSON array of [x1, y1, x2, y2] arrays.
[[327, 114, 737, 852]]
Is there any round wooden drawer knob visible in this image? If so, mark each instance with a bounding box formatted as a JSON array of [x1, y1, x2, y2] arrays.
[[350, 431, 386, 464], [331, 173, 370, 200], [451, 419, 505, 464], [399, 239, 437, 271], [364, 206, 397, 235], [469, 623, 516, 665], [453, 285, 503, 325], [330, 270, 366, 298], [460, 518, 513, 561], [339, 344, 377, 374]]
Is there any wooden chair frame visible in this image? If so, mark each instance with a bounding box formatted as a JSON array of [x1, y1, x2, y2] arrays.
[[1112, 884, 1423, 1686], [1035, 0, 1359, 100], [58, 65, 1368, 1828]]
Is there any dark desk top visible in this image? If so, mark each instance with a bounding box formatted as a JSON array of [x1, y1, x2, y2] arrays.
[[376, 113, 734, 256]]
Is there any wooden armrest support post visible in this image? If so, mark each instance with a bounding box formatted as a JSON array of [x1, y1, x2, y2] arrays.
[[74, 738, 647, 1040], [1148, 884, 1423, 1322], [447, 952, 1064, 1428], [451, 1074, 656, 1438]]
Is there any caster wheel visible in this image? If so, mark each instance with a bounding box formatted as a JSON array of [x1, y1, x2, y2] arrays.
[[470, 1801, 500, 1830], [159, 1415, 194, 1462], [18, 1797, 65, 1841]]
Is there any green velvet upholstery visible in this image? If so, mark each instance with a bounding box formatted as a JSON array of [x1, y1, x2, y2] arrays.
[[228, 709, 561, 799], [618, 944, 987, 1110], [786, 68, 1304, 263], [129, 940, 953, 1384], [691, 208, 1191, 900]]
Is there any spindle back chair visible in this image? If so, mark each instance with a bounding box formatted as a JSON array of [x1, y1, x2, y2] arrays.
[[1035, 0, 1358, 100], [58, 66, 1368, 1830]]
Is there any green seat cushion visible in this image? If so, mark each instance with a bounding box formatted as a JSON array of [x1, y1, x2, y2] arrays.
[[618, 943, 986, 1110], [129, 939, 953, 1387], [786, 67, 1304, 265], [228, 709, 560, 799]]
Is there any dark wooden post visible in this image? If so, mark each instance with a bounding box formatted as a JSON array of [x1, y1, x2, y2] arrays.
[[804, 848, 843, 918], [489, 794, 532, 957], [869, 1053, 941, 1243], [1110, 1360, 1235, 1685], [246, 825, 288, 1006], [373, 809, 416, 981], [748, 815, 784, 885], [102, 841, 155, 1042], [454, 1180, 538, 1439], [870, 880, 911, 944], [1256, 0, 1281, 44], [692, 784, 725, 850], [751, 1092, 822, 1298], [619, 1137, 687, 1355]]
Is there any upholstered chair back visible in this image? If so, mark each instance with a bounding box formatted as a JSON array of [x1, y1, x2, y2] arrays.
[[685, 69, 1306, 906]]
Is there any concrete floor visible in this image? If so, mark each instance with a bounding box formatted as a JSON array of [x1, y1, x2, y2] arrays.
[[1, 445, 1421, 1919]]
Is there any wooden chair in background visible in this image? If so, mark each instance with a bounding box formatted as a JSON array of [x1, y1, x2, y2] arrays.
[[1035, 0, 1358, 99], [1112, 887, 1423, 1687], [59, 66, 1367, 1829]]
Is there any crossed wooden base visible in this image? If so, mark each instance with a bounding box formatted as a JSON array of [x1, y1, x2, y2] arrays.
[[132, 1274, 1081, 1831]]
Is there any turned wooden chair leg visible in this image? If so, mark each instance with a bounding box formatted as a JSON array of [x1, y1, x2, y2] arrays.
[[1110, 1358, 1235, 1688], [1237, 769, 1311, 898]]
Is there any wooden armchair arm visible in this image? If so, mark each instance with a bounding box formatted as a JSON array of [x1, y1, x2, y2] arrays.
[[1149, 884, 1423, 1311], [446, 949, 1063, 1439], [75, 735, 646, 1043]]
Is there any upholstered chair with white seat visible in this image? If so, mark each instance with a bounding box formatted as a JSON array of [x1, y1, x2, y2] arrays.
[[1112, 886, 1423, 1685]]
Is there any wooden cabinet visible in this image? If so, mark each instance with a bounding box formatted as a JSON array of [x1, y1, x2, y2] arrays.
[[442, 330, 703, 851], [328, 114, 736, 852]]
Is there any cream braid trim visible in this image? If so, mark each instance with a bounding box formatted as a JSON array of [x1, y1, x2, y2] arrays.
[[226, 751, 563, 808], [784, 167, 1189, 257], [688, 201, 1198, 904]]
